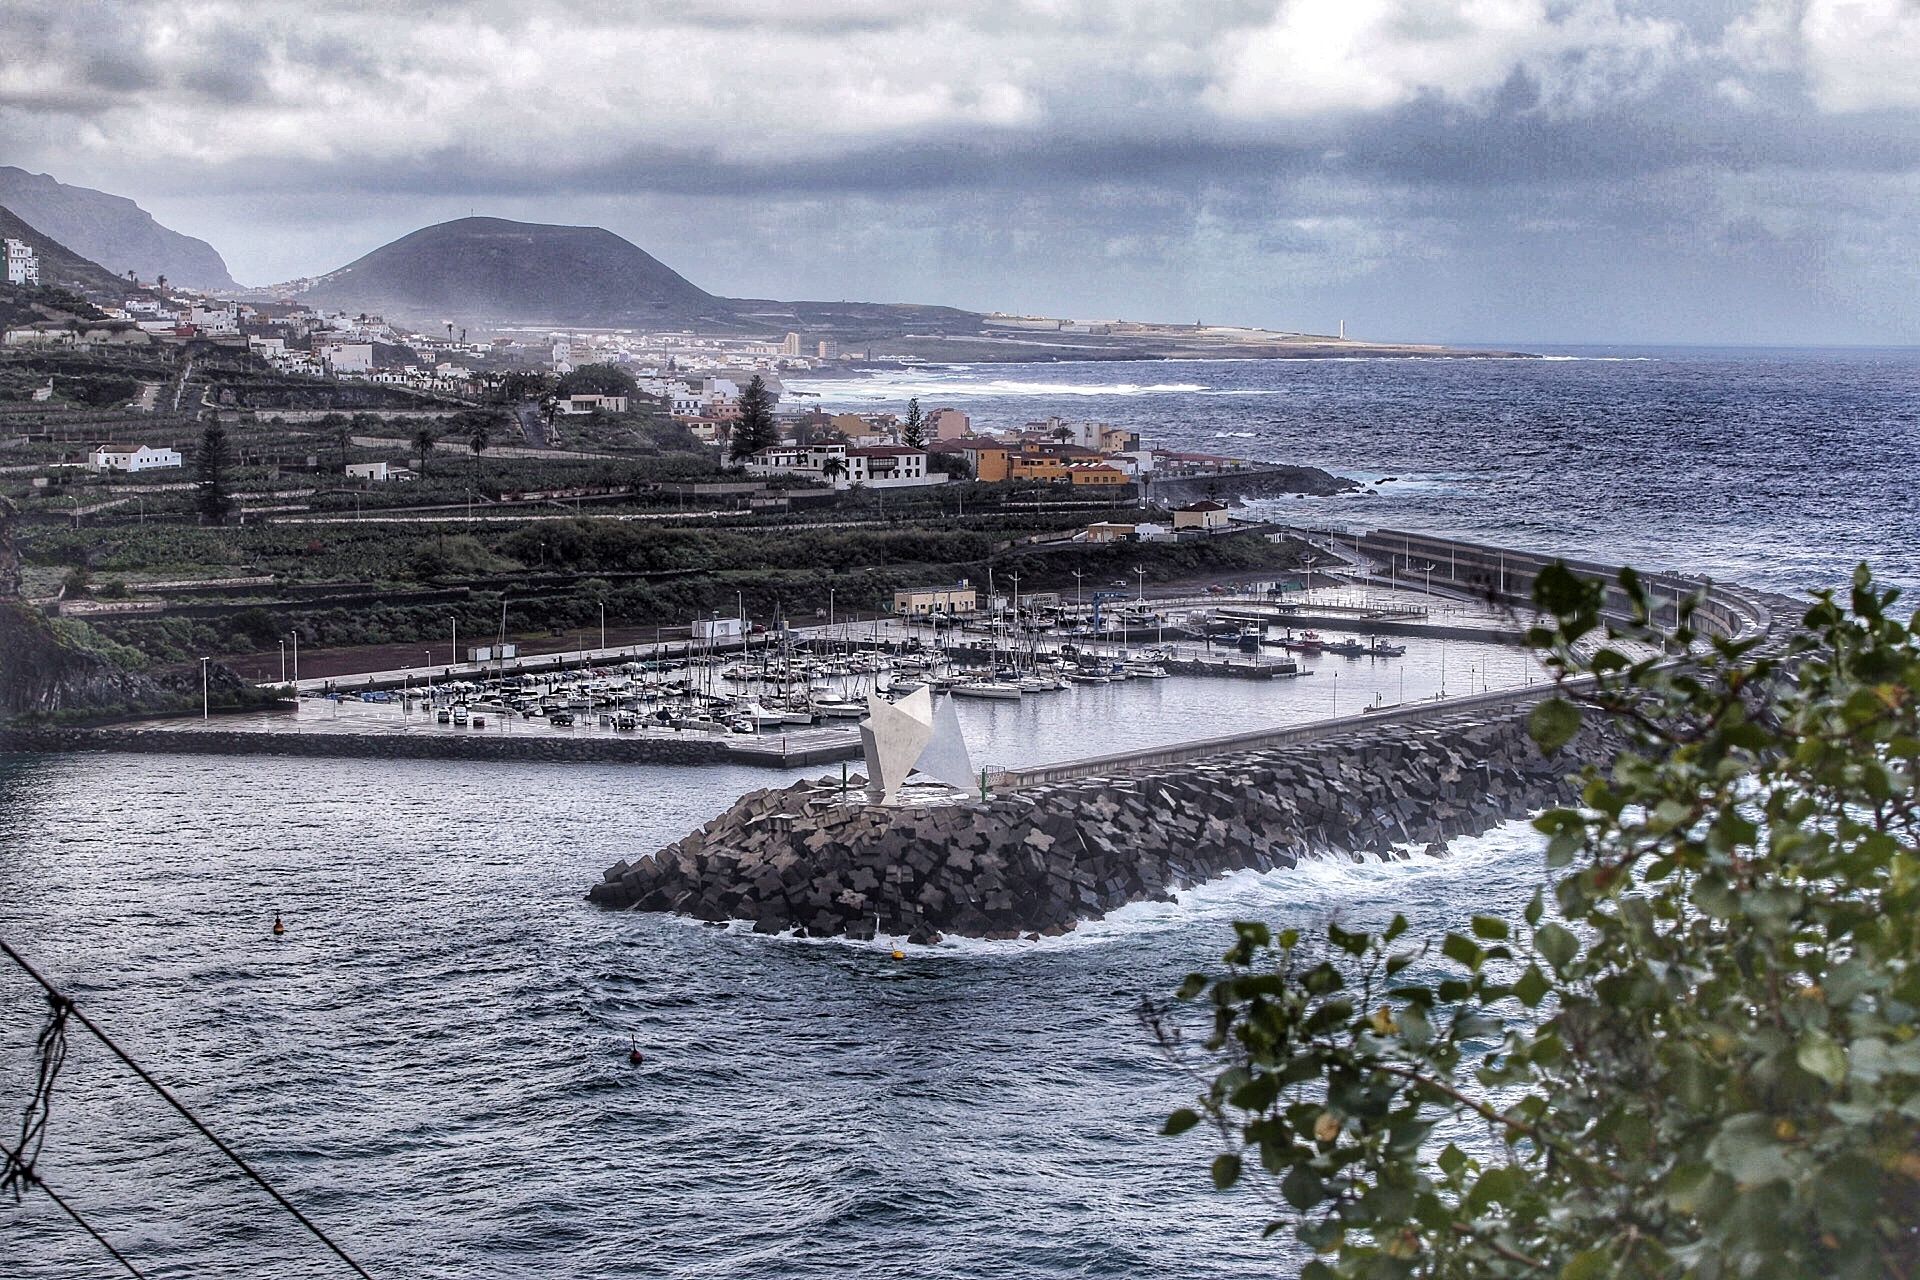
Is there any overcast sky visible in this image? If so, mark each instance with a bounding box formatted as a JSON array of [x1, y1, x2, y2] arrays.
[[4, 0, 1918, 344]]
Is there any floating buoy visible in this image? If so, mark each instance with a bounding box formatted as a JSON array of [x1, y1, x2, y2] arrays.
[[628, 1037, 644, 1067], [271, 912, 286, 937], [890, 949, 906, 961]]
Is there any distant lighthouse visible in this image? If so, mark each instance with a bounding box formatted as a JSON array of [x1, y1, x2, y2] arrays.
[[1339, 319, 1346, 340]]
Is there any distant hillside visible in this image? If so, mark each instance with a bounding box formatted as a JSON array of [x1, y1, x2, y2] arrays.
[[0, 205, 136, 297], [294, 217, 731, 329], [0, 167, 237, 291]]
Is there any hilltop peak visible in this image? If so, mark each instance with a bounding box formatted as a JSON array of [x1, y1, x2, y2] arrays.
[[292, 216, 726, 328]]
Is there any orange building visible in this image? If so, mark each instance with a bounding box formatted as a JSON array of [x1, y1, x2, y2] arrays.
[[1010, 456, 1068, 482], [963, 443, 1012, 482]]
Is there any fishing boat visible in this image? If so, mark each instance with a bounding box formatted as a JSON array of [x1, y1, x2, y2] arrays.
[[813, 699, 867, 717]]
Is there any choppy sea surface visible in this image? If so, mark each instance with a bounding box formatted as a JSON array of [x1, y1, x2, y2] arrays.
[[6, 347, 1918, 1278]]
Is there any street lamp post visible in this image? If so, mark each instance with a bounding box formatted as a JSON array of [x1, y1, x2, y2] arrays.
[[600, 601, 607, 653], [200, 656, 210, 720], [279, 639, 286, 684], [425, 651, 433, 698], [1135, 566, 1146, 603], [289, 630, 299, 686]]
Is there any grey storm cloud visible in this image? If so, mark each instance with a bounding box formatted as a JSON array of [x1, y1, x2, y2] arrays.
[[2, 0, 1918, 343]]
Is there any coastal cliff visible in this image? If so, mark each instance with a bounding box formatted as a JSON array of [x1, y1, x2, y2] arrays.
[[0, 598, 195, 721]]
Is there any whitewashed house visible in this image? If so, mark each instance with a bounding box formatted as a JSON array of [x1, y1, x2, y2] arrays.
[[89, 444, 183, 473], [4, 238, 39, 286]]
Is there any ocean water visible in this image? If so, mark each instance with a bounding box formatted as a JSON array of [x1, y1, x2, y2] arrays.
[[800, 346, 1920, 597], [5, 348, 1918, 1278]]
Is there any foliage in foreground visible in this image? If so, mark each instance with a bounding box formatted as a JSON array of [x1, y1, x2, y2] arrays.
[[1160, 564, 1920, 1277]]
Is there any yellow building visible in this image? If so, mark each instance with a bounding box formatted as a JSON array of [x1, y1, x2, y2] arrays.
[[1172, 500, 1231, 531], [893, 584, 978, 615], [1068, 463, 1128, 486]]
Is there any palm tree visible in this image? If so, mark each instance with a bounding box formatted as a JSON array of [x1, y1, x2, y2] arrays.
[[820, 455, 849, 487], [413, 426, 437, 477], [467, 420, 490, 457], [1052, 425, 1073, 446]]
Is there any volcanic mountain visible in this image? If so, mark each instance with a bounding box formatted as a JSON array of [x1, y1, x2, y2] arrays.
[[0, 205, 140, 297], [0, 167, 237, 291], [292, 217, 731, 329]]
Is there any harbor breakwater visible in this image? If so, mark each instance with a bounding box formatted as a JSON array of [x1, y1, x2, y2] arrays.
[[588, 703, 1615, 942], [589, 530, 1788, 942]]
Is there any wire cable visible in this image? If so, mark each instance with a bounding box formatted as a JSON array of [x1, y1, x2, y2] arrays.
[[0, 936, 374, 1278], [1, 1149, 150, 1280]]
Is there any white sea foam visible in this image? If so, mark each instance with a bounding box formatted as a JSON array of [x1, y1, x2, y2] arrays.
[[734, 819, 1542, 958], [794, 374, 1210, 401]]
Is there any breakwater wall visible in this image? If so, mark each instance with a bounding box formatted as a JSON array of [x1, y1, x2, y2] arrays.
[[0, 724, 855, 768], [589, 704, 1614, 942]]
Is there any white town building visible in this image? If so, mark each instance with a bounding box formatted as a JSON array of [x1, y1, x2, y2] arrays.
[[4, 238, 39, 286], [89, 443, 183, 473], [318, 342, 374, 374]]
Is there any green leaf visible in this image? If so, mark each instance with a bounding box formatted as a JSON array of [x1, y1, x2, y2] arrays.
[[1528, 697, 1583, 754], [1163, 1108, 1202, 1136], [1796, 1029, 1848, 1087], [1441, 932, 1485, 972], [1470, 915, 1510, 941], [1513, 963, 1551, 1008], [1705, 1113, 1796, 1187], [1535, 923, 1579, 975], [1281, 1164, 1325, 1210], [1211, 1152, 1242, 1190], [1561, 1249, 1612, 1280], [1524, 889, 1544, 927]]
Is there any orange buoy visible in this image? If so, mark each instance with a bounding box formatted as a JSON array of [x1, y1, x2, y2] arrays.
[[271, 912, 286, 937], [890, 949, 906, 961]]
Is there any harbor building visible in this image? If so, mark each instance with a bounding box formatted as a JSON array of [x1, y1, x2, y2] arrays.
[[893, 583, 977, 615]]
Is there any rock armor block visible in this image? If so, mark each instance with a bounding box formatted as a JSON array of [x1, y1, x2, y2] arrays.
[[589, 705, 1621, 943]]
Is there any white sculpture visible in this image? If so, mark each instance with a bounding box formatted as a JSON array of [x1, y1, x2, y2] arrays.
[[857, 688, 975, 804]]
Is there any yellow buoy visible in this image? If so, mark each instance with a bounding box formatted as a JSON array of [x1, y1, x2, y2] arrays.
[[890, 949, 905, 961], [272, 912, 286, 937]]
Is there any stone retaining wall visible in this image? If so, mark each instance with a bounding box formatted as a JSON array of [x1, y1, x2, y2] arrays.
[[589, 705, 1614, 942]]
